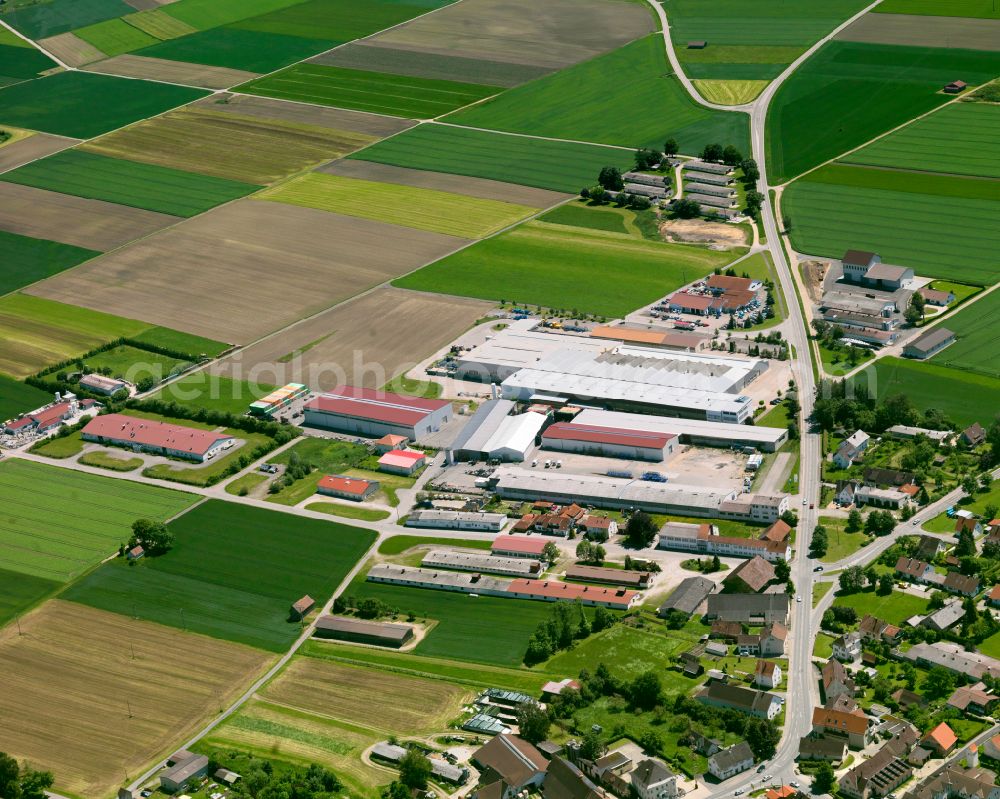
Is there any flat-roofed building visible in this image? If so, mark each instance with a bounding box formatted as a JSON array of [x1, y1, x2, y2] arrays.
[[590, 325, 710, 352], [542, 422, 678, 462], [447, 399, 546, 463], [564, 564, 652, 588], [304, 386, 452, 440], [904, 328, 956, 359], [422, 549, 542, 578], [407, 509, 507, 532], [82, 413, 234, 462], [249, 382, 309, 417], [367, 563, 511, 596], [314, 615, 414, 647]]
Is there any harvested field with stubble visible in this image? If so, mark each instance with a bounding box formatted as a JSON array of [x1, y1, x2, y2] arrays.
[[0, 600, 272, 799], [0, 131, 77, 174], [211, 287, 491, 390], [27, 201, 468, 342], [36, 32, 107, 66], [84, 53, 259, 89], [319, 159, 569, 207], [0, 182, 180, 251], [835, 12, 1000, 50], [362, 0, 654, 70], [262, 656, 472, 735], [81, 106, 377, 184], [256, 172, 537, 237]]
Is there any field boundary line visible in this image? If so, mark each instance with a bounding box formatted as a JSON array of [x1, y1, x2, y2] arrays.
[[0, 18, 72, 69]]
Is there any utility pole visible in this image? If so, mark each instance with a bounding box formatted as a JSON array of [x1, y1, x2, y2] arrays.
[[15, 615, 22, 636]]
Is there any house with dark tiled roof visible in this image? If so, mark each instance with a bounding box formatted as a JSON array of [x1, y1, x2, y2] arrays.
[[896, 557, 935, 583], [961, 423, 986, 448], [943, 571, 980, 597], [798, 736, 847, 763], [472, 735, 548, 792], [707, 742, 754, 780], [859, 615, 901, 643], [947, 684, 996, 715], [822, 658, 856, 701], [697, 682, 782, 719], [891, 688, 925, 710]]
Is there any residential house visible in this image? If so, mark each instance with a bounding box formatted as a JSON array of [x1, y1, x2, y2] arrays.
[[754, 659, 782, 689], [697, 682, 782, 719], [955, 516, 982, 536], [896, 557, 935, 583], [832, 631, 863, 662], [944, 571, 980, 597], [835, 431, 871, 469], [798, 736, 848, 764], [765, 788, 796, 799], [761, 519, 792, 544], [918, 287, 954, 307], [922, 723, 957, 757], [707, 742, 755, 780], [812, 707, 872, 749], [578, 516, 618, 540], [827, 694, 860, 714], [961, 423, 986, 448], [864, 467, 916, 488], [630, 759, 678, 799], [916, 535, 946, 561], [891, 689, 925, 710], [688, 732, 722, 757], [544, 756, 606, 799], [737, 634, 762, 656], [760, 622, 787, 657], [822, 658, 856, 701], [989, 585, 1000, 608], [723, 556, 777, 593], [859, 615, 902, 644], [856, 485, 911, 509], [836, 480, 859, 506], [711, 620, 743, 640], [947, 684, 996, 715], [982, 734, 1000, 761], [921, 600, 964, 632], [909, 763, 1000, 799], [900, 642, 1000, 680], [705, 593, 789, 624], [472, 734, 548, 792], [838, 738, 913, 799]]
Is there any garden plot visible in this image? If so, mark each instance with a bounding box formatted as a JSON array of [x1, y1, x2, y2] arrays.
[[84, 53, 259, 89], [26, 200, 468, 343], [210, 287, 491, 390]]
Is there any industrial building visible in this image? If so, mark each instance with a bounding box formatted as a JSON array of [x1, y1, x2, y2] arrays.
[[573, 408, 788, 451], [590, 325, 710, 351], [421, 549, 543, 578], [377, 449, 426, 475], [446, 399, 546, 463], [541, 421, 679, 462], [160, 753, 209, 794], [81, 413, 234, 462], [313, 615, 415, 648], [304, 386, 451, 440], [903, 327, 956, 359], [78, 373, 128, 396], [249, 382, 309, 417], [501, 347, 767, 424], [406, 509, 507, 532]]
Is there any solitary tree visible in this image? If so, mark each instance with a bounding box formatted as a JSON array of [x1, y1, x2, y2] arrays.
[[877, 573, 894, 596], [129, 518, 173, 556], [625, 512, 658, 548], [846, 508, 863, 533], [663, 138, 679, 157], [515, 702, 551, 744], [398, 749, 432, 790], [542, 541, 560, 563]]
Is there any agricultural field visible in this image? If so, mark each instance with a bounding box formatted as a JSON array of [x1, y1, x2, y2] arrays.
[[0, 600, 271, 799], [351, 124, 633, 193], [766, 41, 1000, 182], [2, 149, 260, 217], [28, 201, 466, 343], [151, 374, 278, 415], [0, 183, 179, 253], [0, 229, 99, 296], [0, 0, 133, 39], [782, 164, 1000, 284], [693, 79, 769, 105], [237, 63, 499, 118], [35, 31, 105, 67], [64, 499, 376, 651], [257, 173, 538, 238], [677, 44, 807, 81], [0, 130, 76, 174], [0, 293, 217, 379], [851, 357, 1000, 428], [0, 567, 58, 629], [929, 289, 1000, 378], [835, 13, 1000, 51], [874, 0, 1000, 16], [449, 36, 750, 155], [81, 106, 378, 185], [832, 588, 929, 625], [123, 8, 198, 39], [0, 70, 206, 139], [841, 102, 1000, 178], [0, 38, 57, 82], [80, 344, 190, 384], [73, 17, 158, 57], [540, 203, 631, 234], [0, 374, 50, 422], [157, 0, 306, 30], [210, 286, 491, 391], [394, 219, 740, 318], [0, 458, 197, 583], [83, 53, 260, 89]]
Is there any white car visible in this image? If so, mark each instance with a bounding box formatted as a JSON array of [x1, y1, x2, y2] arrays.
[[796, 595, 802, 602], [802, 498, 807, 505]]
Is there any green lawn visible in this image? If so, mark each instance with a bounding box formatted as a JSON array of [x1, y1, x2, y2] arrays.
[[0, 374, 51, 422], [540, 203, 631, 234], [78, 450, 144, 471], [394, 220, 739, 318], [813, 582, 832, 608], [0, 70, 206, 139], [833, 589, 929, 626], [142, 428, 276, 487], [3, 150, 260, 217], [256, 172, 538, 238], [0, 229, 99, 297], [265, 438, 369, 506], [150, 374, 278, 416], [541, 623, 694, 681], [1, 0, 132, 39], [349, 123, 634, 193], [447, 35, 750, 156], [225, 471, 269, 496], [757, 402, 791, 428], [63, 499, 376, 652], [305, 503, 391, 522], [81, 344, 190, 385], [841, 102, 1000, 179], [29, 431, 86, 458], [818, 516, 869, 563], [377, 535, 493, 555], [129, 326, 229, 358], [236, 63, 498, 117], [783, 165, 1000, 284], [929, 288, 1000, 378], [0, 458, 197, 583], [74, 16, 158, 56], [767, 41, 1000, 182], [813, 632, 835, 658]]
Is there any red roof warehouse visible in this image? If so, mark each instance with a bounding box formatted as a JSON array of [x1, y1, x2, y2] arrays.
[[82, 413, 234, 462], [506, 579, 640, 610], [542, 422, 678, 463], [303, 386, 452, 440], [492, 535, 549, 559]]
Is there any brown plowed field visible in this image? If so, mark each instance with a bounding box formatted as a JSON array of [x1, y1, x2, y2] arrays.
[[199, 93, 416, 137], [0, 600, 271, 799], [210, 287, 490, 389], [0, 183, 180, 251], [835, 13, 1000, 50], [319, 159, 569, 207], [84, 55, 260, 90], [362, 0, 655, 69], [81, 107, 378, 184], [0, 132, 77, 174], [37, 32, 105, 66], [27, 201, 468, 343], [261, 656, 471, 736]]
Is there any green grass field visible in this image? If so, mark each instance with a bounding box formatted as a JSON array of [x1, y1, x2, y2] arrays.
[[767, 41, 1000, 182], [447, 36, 750, 155], [0, 230, 99, 296], [78, 450, 144, 471], [257, 172, 538, 238], [693, 79, 769, 104], [539, 202, 631, 234], [678, 45, 807, 80], [231, 0, 453, 41], [842, 103, 1000, 178], [305, 503, 390, 522], [81, 344, 190, 384], [159, 0, 304, 29], [0, 374, 51, 422], [349, 124, 633, 193], [0, 70, 206, 139], [237, 63, 498, 117], [0, 567, 59, 628], [150, 374, 277, 416], [542, 623, 693, 681], [817, 516, 870, 563], [141, 427, 275, 487], [64, 499, 376, 652], [874, 0, 1000, 16], [833, 588, 929, 625], [0, 294, 224, 379], [3, 150, 260, 218], [394, 220, 738, 317], [265, 437, 369, 507], [1, 0, 133, 39], [782, 165, 1000, 284], [929, 290, 1000, 378], [136, 26, 337, 73], [670, 0, 870, 46], [74, 17, 158, 56], [377, 536, 493, 555], [0, 458, 197, 583], [0, 41, 57, 81], [850, 357, 1000, 428], [122, 8, 197, 39]]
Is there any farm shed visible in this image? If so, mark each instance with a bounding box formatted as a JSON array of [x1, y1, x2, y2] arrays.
[[313, 615, 415, 648], [421, 549, 542, 578], [160, 753, 209, 794], [290, 595, 315, 621], [78, 373, 128, 396], [304, 386, 452, 440], [658, 575, 715, 617], [316, 474, 379, 502], [563, 564, 652, 588], [492, 534, 550, 560], [903, 328, 955, 360]]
